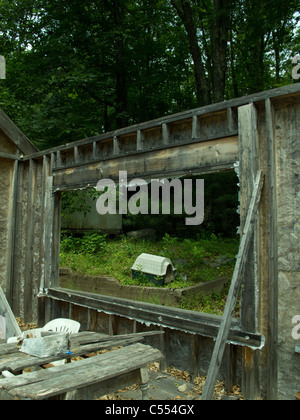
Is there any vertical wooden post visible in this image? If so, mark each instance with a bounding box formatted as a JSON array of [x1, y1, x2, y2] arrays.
[[265, 98, 278, 400], [74, 147, 80, 164], [43, 175, 55, 323], [162, 123, 169, 145], [192, 116, 200, 139], [11, 163, 24, 317], [238, 104, 261, 399], [37, 156, 50, 326], [6, 160, 18, 308], [190, 334, 201, 380], [24, 159, 38, 322], [113, 136, 120, 155], [137, 130, 144, 151], [92, 142, 98, 160]]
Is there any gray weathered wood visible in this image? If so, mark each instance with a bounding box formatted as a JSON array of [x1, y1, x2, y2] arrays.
[[69, 330, 164, 349], [0, 331, 162, 374], [201, 171, 264, 400], [0, 152, 20, 160], [239, 104, 259, 332], [11, 163, 24, 316], [0, 109, 38, 155], [5, 160, 19, 307], [238, 103, 261, 399], [24, 159, 38, 322], [52, 135, 238, 190], [0, 343, 163, 400], [265, 98, 279, 400], [0, 285, 21, 340], [46, 287, 264, 349]]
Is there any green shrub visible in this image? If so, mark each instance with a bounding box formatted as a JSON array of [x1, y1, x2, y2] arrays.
[[60, 232, 107, 255]]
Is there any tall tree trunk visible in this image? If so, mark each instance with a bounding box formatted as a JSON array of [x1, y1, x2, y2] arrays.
[[229, 28, 239, 98], [210, 0, 231, 103], [113, 0, 129, 129], [171, 0, 211, 106]]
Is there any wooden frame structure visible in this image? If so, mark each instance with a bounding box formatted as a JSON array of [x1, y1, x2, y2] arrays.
[[0, 84, 299, 399]]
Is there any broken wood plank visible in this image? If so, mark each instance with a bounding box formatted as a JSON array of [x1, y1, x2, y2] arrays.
[[69, 330, 164, 349], [201, 170, 264, 400], [0, 285, 21, 340], [0, 331, 162, 374]]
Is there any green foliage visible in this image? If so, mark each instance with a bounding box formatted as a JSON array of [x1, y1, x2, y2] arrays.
[[60, 232, 107, 255], [0, 0, 299, 149], [59, 234, 240, 315], [60, 234, 239, 286]]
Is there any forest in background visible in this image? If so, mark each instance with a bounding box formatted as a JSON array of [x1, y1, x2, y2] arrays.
[[0, 0, 299, 150]]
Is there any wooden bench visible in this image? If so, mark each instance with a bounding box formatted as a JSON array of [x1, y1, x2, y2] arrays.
[[0, 343, 163, 400]]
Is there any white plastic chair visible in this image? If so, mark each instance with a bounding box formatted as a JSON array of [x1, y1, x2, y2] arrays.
[[42, 318, 80, 334], [7, 318, 80, 343]]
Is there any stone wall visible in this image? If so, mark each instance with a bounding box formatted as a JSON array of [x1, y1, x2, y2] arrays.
[[275, 100, 300, 400]]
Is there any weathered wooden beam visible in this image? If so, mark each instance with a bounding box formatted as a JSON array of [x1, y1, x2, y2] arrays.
[[0, 152, 19, 160], [0, 284, 21, 340], [265, 98, 279, 400], [24, 160, 38, 322], [92, 142, 98, 160], [45, 287, 265, 349], [52, 135, 239, 190], [6, 160, 18, 307], [162, 123, 170, 145], [201, 171, 264, 400], [113, 136, 120, 156], [238, 104, 261, 399], [74, 146, 80, 164], [11, 163, 24, 317], [0, 110, 38, 155], [43, 176, 54, 291], [136, 130, 144, 151], [192, 116, 200, 139]]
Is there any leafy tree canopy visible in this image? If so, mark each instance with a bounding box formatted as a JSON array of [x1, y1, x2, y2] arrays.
[[0, 0, 299, 149]]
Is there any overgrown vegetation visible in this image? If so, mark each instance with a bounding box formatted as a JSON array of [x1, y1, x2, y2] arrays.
[[60, 171, 241, 315], [60, 232, 240, 315]]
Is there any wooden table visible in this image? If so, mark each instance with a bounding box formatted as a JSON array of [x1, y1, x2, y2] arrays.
[[0, 331, 164, 400]]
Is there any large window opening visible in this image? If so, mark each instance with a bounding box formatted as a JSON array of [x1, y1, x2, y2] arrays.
[[59, 170, 240, 318]]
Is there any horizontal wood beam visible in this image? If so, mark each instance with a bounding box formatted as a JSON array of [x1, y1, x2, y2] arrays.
[[45, 287, 265, 349], [52, 135, 239, 191], [0, 152, 20, 160]]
